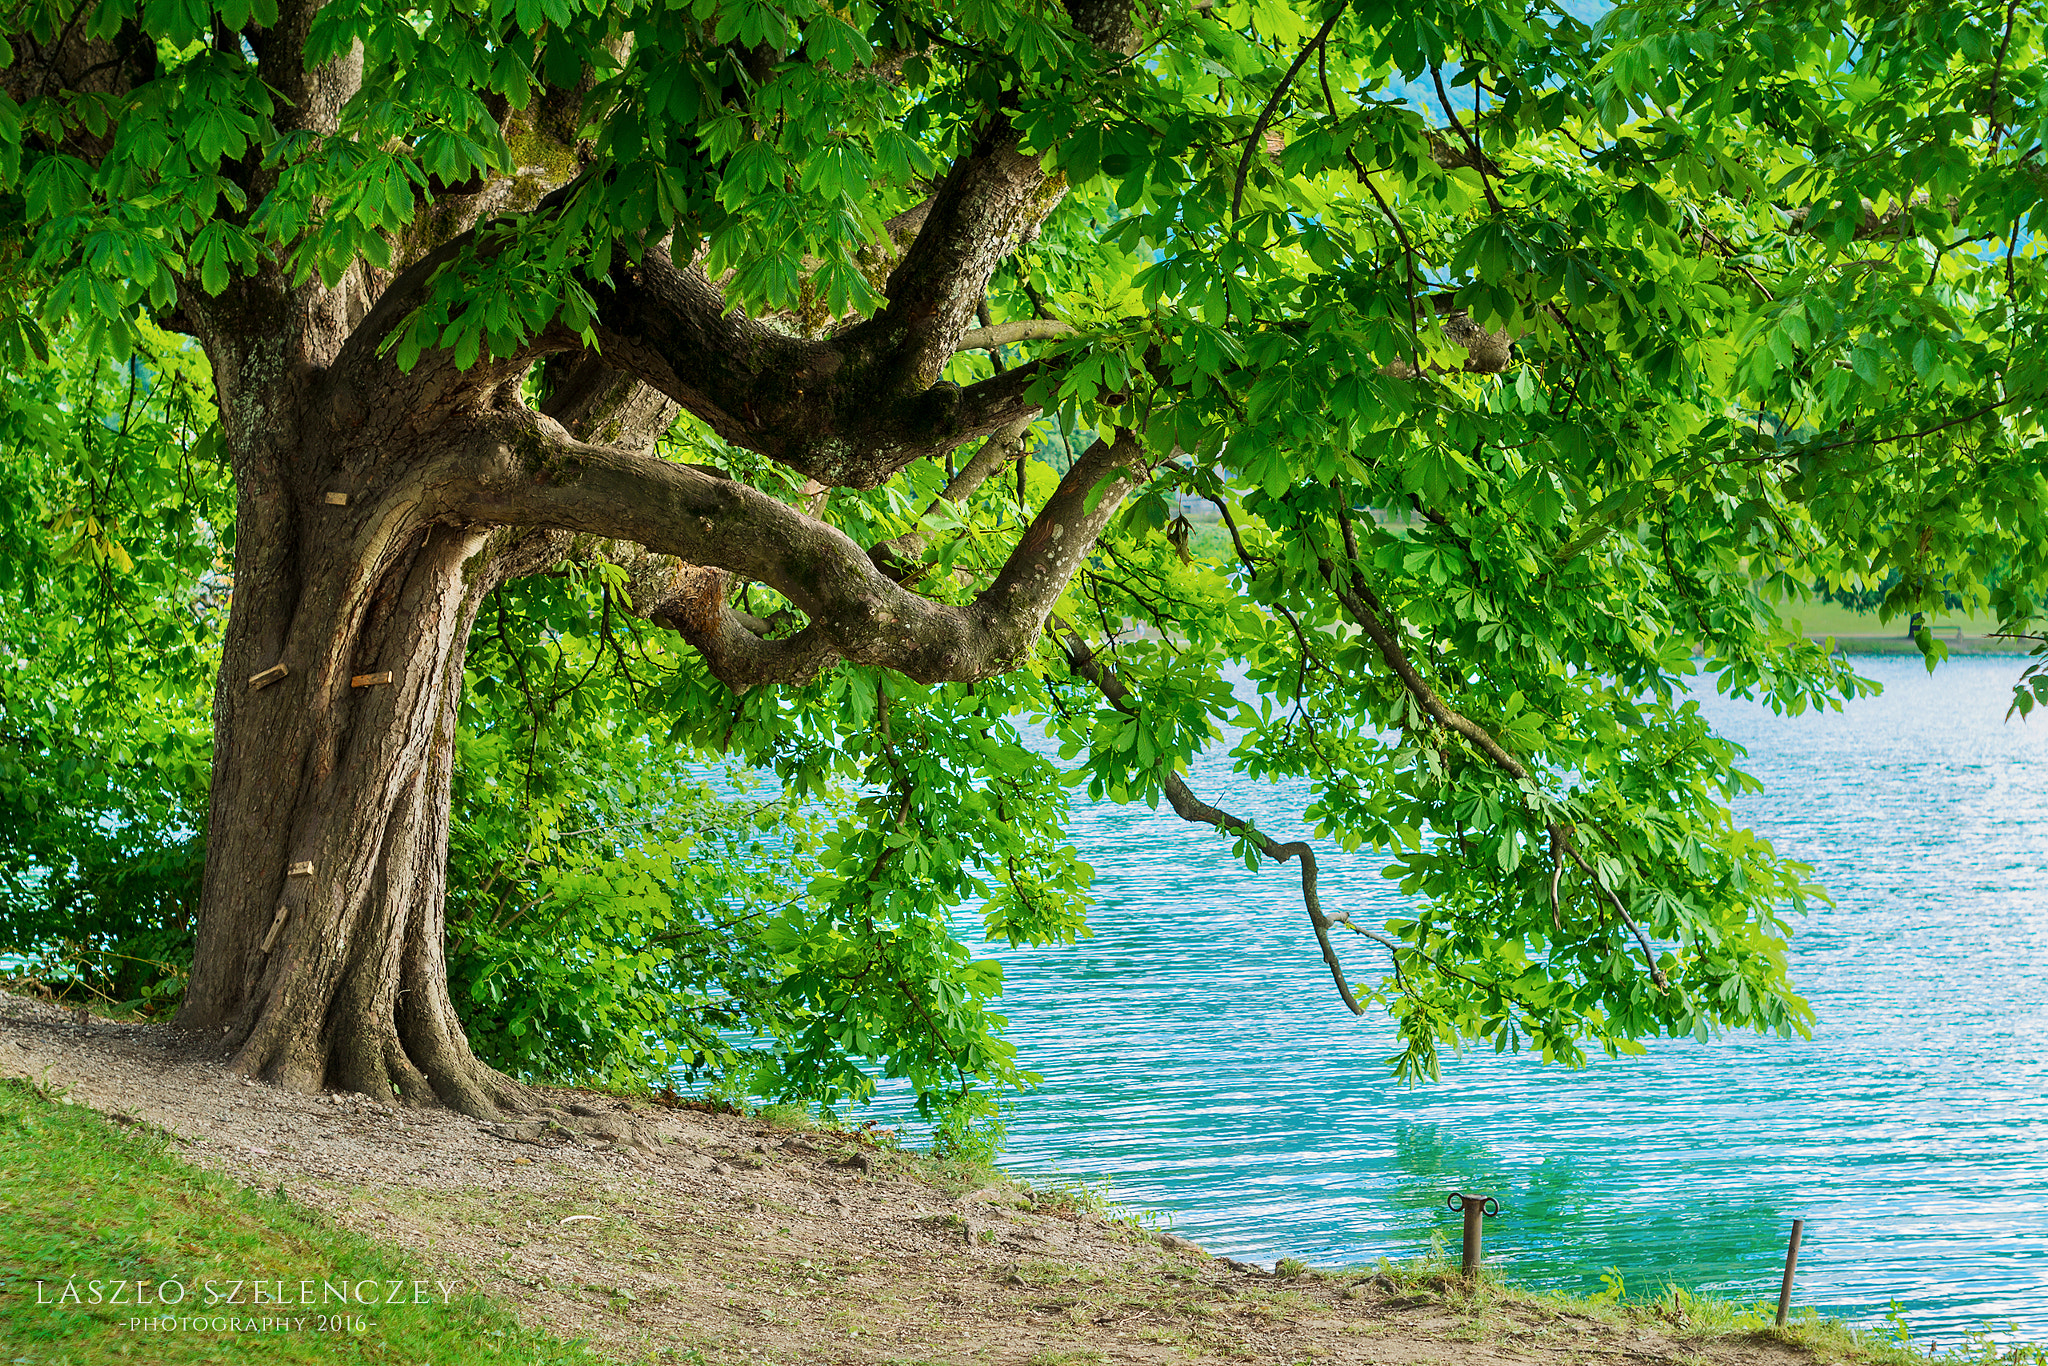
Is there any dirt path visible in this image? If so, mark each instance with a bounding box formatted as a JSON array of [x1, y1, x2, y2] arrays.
[[1, 994, 1831, 1366]]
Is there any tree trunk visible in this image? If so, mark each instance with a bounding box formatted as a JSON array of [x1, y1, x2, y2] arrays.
[[175, 454, 529, 1117]]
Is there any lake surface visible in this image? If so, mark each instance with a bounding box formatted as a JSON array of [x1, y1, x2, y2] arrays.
[[939, 656, 2048, 1342]]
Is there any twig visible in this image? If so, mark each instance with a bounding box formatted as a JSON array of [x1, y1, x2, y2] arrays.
[[1756, 394, 2026, 462], [1988, 0, 2020, 153], [1558, 836, 1667, 990], [1231, 4, 1348, 220], [1319, 50, 1423, 369], [1430, 65, 1503, 213], [1060, 632, 1364, 1013]]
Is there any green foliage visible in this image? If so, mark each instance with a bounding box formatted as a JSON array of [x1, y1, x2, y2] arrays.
[[4, 0, 2048, 1098], [0, 332, 222, 1011], [927, 1092, 1008, 1167], [446, 544, 1079, 1113]]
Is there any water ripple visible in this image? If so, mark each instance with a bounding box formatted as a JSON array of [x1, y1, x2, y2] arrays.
[[947, 658, 2048, 1341]]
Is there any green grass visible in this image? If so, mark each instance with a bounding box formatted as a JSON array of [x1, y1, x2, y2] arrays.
[[1350, 1246, 2048, 1366], [0, 1079, 597, 1365]]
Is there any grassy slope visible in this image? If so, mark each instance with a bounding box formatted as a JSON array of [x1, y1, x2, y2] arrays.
[[0, 1078, 589, 1365]]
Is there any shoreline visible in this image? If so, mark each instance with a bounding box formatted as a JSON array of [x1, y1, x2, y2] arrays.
[[0, 992, 1961, 1366]]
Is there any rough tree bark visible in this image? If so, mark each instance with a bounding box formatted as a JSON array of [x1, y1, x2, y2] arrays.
[[92, 0, 1154, 1117]]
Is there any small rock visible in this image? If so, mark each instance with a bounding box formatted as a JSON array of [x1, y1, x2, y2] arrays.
[[832, 1151, 872, 1173], [566, 1103, 603, 1118]]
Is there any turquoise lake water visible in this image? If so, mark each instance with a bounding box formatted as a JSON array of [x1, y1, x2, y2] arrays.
[[930, 656, 2048, 1342]]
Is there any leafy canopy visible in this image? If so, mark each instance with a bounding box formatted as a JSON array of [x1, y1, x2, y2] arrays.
[[2, 0, 2046, 1098]]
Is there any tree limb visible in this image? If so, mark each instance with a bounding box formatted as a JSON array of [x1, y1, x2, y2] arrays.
[[1317, 502, 1667, 989], [954, 320, 1077, 351], [1231, 5, 1347, 219], [1059, 633, 1364, 1014], [450, 416, 1143, 689], [870, 416, 1036, 576]]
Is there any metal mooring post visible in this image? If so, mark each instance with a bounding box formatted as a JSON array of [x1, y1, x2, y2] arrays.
[[1775, 1219, 1805, 1325], [1447, 1192, 1501, 1280]]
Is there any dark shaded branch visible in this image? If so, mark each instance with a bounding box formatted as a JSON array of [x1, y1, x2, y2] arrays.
[[1322, 505, 1529, 779], [584, 247, 1057, 487], [1231, 4, 1347, 220], [1429, 65, 1503, 211], [845, 118, 1068, 390], [1317, 503, 1667, 989], [1989, 0, 2021, 150], [1778, 394, 2028, 460], [1060, 634, 1364, 1014]]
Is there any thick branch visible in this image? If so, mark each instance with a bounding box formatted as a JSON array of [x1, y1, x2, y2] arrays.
[[452, 416, 1142, 688], [845, 119, 1066, 391], [583, 248, 1056, 487]]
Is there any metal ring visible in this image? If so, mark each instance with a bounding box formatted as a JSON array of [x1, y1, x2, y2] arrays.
[[1445, 1192, 1502, 1216]]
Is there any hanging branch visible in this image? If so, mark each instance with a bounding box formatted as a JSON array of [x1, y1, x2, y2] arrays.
[[1318, 501, 1668, 990], [1059, 632, 1365, 1013]]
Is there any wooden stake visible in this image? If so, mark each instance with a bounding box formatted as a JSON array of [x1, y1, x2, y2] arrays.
[[286, 860, 314, 877], [248, 663, 289, 690], [324, 491, 349, 506], [1775, 1219, 1804, 1325], [259, 903, 290, 952], [350, 671, 393, 688]]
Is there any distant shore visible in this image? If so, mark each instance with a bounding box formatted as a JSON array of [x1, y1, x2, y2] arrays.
[[1810, 633, 2035, 656]]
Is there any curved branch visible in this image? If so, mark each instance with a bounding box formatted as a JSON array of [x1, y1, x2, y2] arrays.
[[451, 415, 1142, 689], [1060, 633, 1365, 1014], [844, 119, 1067, 388]]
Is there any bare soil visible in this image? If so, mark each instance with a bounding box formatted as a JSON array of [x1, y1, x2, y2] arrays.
[[1, 994, 1838, 1366]]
